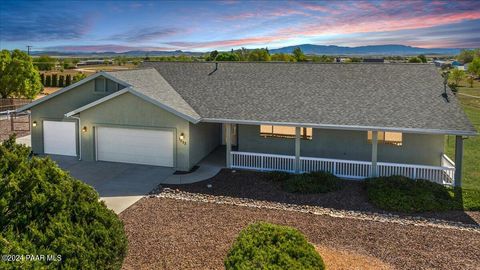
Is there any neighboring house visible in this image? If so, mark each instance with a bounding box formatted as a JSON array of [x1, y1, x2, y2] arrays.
[[18, 62, 476, 186]]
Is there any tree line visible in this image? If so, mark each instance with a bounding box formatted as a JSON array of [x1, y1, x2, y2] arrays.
[[204, 47, 336, 62], [40, 73, 86, 87]]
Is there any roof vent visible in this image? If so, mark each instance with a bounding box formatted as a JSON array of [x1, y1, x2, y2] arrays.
[[441, 72, 449, 102], [208, 62, 218, 76]]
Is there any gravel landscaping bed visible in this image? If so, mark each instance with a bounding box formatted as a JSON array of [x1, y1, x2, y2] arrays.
[[120, 197, 480, 270], [156, 169, 480, 225]]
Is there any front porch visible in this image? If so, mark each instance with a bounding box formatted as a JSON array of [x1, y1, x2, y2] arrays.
[[221, 124, 462, 186], [230, 151, 456, 185]]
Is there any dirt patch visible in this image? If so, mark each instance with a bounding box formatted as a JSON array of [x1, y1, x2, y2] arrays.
[[315, 245, 393, 270], [160, 169, 479, 225], [120, 197, 480, 270]]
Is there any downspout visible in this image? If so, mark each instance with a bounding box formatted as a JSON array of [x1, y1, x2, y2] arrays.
[[66, 114, 82, 160]]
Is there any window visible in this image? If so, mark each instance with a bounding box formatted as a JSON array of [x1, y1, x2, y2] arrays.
[[94, 78, 106, 92], [367, 131, 403, 146], [106, 79, 117, 92], [260, 125, 312, 140]]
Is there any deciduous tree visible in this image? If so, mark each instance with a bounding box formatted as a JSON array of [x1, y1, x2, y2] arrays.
[[0, 49, 42, 98], [293, 47, 307, 62], [468, 57, 480, 77], [248, 48, 270, 61], [449, 69, 465, 86]]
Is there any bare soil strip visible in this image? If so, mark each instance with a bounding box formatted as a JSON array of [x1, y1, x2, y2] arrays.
[[120, 197, 480, 270]]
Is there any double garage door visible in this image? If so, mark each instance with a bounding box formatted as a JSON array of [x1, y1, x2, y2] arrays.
[[96, 127, 174, 167], [43, 121, 174, 167]]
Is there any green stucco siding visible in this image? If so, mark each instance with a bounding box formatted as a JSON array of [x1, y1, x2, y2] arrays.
[[238, 125, 444, 166], [30, 78, 118, 154], [78, 92, 191, 171], [189, 122, 221, 168]]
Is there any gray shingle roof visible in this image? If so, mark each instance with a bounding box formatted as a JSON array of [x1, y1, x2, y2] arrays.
[[106, 68, 201, 122], [139, 62, 475, 135]]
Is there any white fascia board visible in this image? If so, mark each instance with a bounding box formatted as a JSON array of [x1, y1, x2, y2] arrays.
[[17, 71, 132, 112], [201, 118, 478, 136]]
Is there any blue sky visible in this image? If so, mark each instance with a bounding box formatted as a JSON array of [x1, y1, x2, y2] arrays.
[[1, 0, 479, 52]]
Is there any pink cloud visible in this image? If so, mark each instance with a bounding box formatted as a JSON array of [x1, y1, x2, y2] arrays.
[[277, 10, 480, 38]]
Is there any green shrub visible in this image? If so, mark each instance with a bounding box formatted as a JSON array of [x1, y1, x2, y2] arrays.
[[51, 73, 58, 87], [264, 171, 291, 183], [65, 74, 72, 86], [45, 74, 51, 87], [0, 135, 127, 269], [225, 222, 324, 270], [283, 171, 342, 194], [365, 176, 462, 212]]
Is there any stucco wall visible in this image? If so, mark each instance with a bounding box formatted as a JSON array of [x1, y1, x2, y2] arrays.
[[78, 92, 191, 171], [189, 122, 221, 168], [238, 125, 444, 166], [30, 79, 117, 154]]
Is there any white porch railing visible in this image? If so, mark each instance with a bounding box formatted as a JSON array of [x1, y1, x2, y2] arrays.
[[231, 151, 455, 185]]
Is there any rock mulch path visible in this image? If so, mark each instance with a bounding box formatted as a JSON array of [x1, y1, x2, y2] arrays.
[[154, 188, 480, 232], [157, 169, 480, 225], [120, 196, 480, 270]]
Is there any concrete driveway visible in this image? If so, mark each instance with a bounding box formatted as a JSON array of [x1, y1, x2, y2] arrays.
[[49, 155, 174, 214]]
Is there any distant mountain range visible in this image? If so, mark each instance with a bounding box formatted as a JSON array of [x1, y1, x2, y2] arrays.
[[30, 50, 204, 57], [269, 44, 463, 56], [30, 44, 465, 57]]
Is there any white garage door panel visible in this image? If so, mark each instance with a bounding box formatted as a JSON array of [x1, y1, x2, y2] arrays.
[[43, 121, 77, 156], [96, 127, 174, 167]]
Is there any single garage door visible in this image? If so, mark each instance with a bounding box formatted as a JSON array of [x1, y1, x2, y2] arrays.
[[43, 121, 77, 156], [96, 127, 174, 167]]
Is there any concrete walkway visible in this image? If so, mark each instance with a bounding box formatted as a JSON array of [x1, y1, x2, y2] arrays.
[[161, 147, 225, 184]]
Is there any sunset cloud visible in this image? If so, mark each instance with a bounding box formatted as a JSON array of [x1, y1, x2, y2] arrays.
[[1, 0, 479, 52]]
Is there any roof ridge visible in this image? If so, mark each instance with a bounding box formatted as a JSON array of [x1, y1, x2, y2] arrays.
[[143, 61, 434, 66]]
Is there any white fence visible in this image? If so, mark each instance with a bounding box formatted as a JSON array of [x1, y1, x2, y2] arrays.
[[231, 151, 455, 185]]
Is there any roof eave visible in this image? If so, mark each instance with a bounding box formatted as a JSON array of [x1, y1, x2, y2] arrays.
[[200, 118, 477, 136]]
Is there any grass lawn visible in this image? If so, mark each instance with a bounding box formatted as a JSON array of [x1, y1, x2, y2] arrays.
[[445, 78, 480, 209]]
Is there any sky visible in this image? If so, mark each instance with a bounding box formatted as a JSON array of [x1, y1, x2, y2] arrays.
[[1, 0, 480, 53]]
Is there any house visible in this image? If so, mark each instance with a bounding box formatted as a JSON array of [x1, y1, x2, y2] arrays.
[[17, 62, 476, 186], [77, 59, 113, 66]]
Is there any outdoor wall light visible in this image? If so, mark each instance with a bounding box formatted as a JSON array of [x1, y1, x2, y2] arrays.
[[179, 133, 186, 145], [32, 121, 37, 127], [82, 126, 87, 133]]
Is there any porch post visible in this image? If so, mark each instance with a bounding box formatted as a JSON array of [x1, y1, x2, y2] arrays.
[[295, 127, 301, 173], [371, 131, 378, 177], [226, 123, 232, 168], [454, 135, 463, 187]]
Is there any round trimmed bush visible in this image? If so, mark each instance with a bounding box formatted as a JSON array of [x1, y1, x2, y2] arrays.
[[283, 171, 342, 194], [365, 175, 461, 212], [225, 222, 325, 270], [0, 136, 127, 269]]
